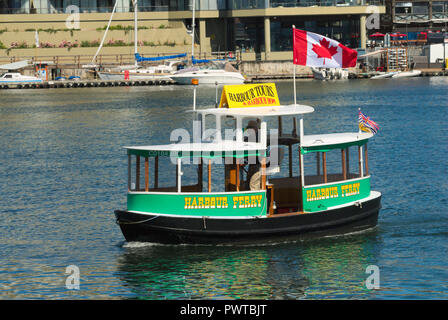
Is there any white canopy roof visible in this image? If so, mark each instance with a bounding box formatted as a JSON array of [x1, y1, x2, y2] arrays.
[[196, 104, 314, 118], [0, 60, 29, 70], [125, 141, 266, 153], [301, 132, 373, 148]]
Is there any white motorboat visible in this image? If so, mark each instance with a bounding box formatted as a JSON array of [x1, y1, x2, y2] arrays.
[[391, 70, 422, 78], [371, 70, 421, 79], [0, 72, 43, 83], [311, 67, 349, 80], [370, 71, 398, 79], [170, 62, 245, 85]]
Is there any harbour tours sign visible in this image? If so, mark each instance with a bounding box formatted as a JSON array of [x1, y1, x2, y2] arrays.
[[218, 83, 280, 108]]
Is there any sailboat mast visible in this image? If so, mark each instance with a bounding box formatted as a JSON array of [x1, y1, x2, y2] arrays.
[[191, 0, 195, 61], [134, 0, 138, 67]]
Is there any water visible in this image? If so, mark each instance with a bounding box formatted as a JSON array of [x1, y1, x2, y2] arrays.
[[0, 78, 447, 300]]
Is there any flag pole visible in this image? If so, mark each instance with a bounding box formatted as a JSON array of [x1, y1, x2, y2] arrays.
[[292, 25, 296, 106], [358, 108, 361, 134]]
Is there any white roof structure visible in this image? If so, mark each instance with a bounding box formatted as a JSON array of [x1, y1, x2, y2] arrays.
[[125, 141, 265, 153], [196, 104, 315, 118], [301, 132, 373, 148], [0, 60, 30, 70]]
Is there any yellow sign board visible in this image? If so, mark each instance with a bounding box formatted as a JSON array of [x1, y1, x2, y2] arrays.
[[218, 83, 280, 108]]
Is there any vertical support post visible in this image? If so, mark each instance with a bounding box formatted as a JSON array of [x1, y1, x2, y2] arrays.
[[198, 157, 203, 191], [177, 158, 182, 193], [136, 155, 140, 191], [299, 115, 305, 212], [365, 144, 369, 176], [288, 144, 293, 178], [235, 116, 243, 142], [341, 149, 347, 180], [322, 152, 327, 183], [293, 117, 298, 136], [128, 154, 131, 191], [216, 114, 222, 142], [154, 156, 159, 189], [358, 145, 364, 177], [208, 159, 212, 192], [298, 146, 303, 212], [316, 152, 320, 176], [278, 116, 282, 136], [264, 17, 271, 60], [360, 15, 367, 50], [261, 157, 266, 190], [199, 19, 207, 55], [236, 159, 240, 191], [346, 148, 350, 177], [145, 157, 149, 192]]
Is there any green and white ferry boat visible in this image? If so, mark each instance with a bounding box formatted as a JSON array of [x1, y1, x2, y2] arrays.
[[115, 83, 381, 244]]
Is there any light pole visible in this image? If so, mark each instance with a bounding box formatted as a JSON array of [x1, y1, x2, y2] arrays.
[[405, 7, 409, 69], [443, 27, 446, 70]]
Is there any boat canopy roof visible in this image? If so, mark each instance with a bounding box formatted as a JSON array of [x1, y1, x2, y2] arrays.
[[301, 132, 373, 154], [196, 104, 315, 118], [125, 141, 266, 158]]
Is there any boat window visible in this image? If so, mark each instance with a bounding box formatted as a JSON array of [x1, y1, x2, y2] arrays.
[[303, 146, 365, 186], [4, 74, 12, 78]]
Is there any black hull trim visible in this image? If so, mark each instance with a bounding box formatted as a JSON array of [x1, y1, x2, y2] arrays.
[[115, 194, 381, 245]]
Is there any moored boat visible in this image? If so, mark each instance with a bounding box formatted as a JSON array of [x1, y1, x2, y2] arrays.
[[170, 62, 245, 85], [114, 83, 381, 244], [0, 72, 43, 84], [391, 70, 422, 78]]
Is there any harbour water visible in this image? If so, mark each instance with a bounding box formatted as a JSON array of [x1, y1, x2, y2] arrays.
[[0, 77, 447, 299]]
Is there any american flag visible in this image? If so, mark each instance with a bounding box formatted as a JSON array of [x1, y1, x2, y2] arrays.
[[358, 110, 379, 134]]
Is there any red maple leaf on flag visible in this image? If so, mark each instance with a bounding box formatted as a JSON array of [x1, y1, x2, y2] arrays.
[[311, 38, 338, 65]]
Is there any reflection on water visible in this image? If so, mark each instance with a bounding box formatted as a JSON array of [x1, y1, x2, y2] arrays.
[[116, 230, 381, 300], [0, 78, 447, 299]]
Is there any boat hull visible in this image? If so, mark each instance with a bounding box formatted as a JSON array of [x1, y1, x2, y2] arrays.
[[170, 73, 245, 85], [391, 70, 422, 78], [115, 192, 381, 245], [97, 72, 172, 82]]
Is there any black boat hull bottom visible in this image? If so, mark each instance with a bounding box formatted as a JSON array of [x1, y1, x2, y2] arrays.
[[115, 194, 381, 245]]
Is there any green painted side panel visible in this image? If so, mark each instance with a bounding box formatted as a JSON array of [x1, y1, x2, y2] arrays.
[[301, 139, 368, 154], [302, 177, 371, 212], [127, 191, 267, 217]]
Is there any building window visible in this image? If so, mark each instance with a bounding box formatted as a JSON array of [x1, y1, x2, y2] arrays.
[[412, 2, 428, 14], [433, 1, 448, 14], [233, 18, 264, 52]]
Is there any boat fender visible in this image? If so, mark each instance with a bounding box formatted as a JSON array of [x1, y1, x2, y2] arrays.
[[202, 216, 208, 230], [354, 201, 363, 208]]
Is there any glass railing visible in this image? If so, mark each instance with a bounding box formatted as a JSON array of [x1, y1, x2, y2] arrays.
[[269, 0, 384, 7], [1, 1, 385, 14]]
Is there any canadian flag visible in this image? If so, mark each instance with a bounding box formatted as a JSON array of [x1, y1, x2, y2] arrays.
[[293, 28, 358, 68]]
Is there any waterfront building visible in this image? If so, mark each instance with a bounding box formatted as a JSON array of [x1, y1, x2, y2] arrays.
[[0, 1, 386, 62], [381, 0, 448, 35]]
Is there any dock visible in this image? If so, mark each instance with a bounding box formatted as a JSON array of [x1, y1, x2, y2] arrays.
[[0, 69, 446, 90], [0, 78, 176, 89]]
